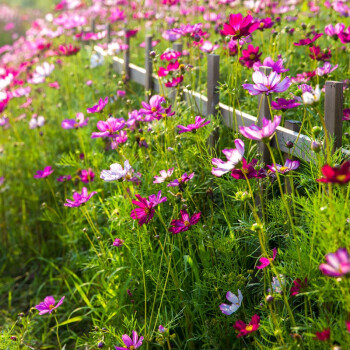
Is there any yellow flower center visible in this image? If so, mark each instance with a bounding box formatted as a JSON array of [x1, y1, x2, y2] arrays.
[[279, 166, 288, 172], [245, 325, 253, 332], [151, 107, 157, 112], [49, 305, 54, 310], [336, 175, 346, 182], [184, 220, 190, 226], [249, 54, 256, 60]]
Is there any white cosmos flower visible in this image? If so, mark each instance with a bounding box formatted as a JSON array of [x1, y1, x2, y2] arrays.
[[219, 289, 243, 315], [100, 160, 133, 181]]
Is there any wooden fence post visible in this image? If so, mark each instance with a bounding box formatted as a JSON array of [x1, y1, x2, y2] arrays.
[[145, 35, 153, 101], [124, 29, 130, 81], [106, 23, 111, 43], [207, 54, 220, 148], [257, 66, 272, 165], [172, 42, 183, 53], [324, 81, 344, 152], [90, 18, 96, 32]]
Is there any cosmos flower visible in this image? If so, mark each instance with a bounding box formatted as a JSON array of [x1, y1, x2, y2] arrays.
[[253, 57, 289, 74], [160, 49, 182, 61], [221, 13, 260, 40], [113, 238, 124, 247], [169, 210, 201, 234], [256, 248, 277, 269], [87, 97, 109, 114], [29, 115, 45, 129], [177, 116, 210, 133], [64, 187, 97, 207], [242, 71, 291, 96], [316, 161, 350, 184], [316, 62, 338, 76], [315, 329, 330, 341], [79, 168, 95, 183], [300, 84, 321, 104], [294, 33, 323, 46], [309, 46, 331, 61], [324, 23, 345, 38], [343, 109, 350, 121], [290, 277, 308, 296], [115, 331, 143, 350], [100, 160, 140, 182], [219, 289, 243, 315], [234, 314, 260, 338], [239, 45, 261, 68], [168, 172, 194, 188], [271, 98, 300, 111], [239, 115, 281, 142], [91, 117, 125, 138], [61, 113, 88, 129], [231, 159, 266, 179], [164, 76, 184, 87], [34, 166, 54, 179], [153, 168, 174, 183], [35, 296, 65, 315], [211, 139, 245, 177], [267, 159, 300, 174], [57, 175, 72, 182], [58, 44, 80, 56], [319, 247, 350, 277], [139, 95, 166, 119]]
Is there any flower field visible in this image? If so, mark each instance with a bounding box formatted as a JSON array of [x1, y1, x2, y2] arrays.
[[1, 0, 350, 349]]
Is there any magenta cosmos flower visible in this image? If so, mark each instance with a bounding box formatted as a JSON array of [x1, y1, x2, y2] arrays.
[[253, 57, 289, 74], [168, 172, 194, 188], [316, 161, 350, 184], [177, 116, 210, 133], [239, 45, 262, 68], [343, 109, 350, 121], [130, 191, 167, 226], [79, 168, 95, 183], [242, 71, 291, 96], [231, 158, 266, 179], [290, 277, 308, 296], [35, 296, 65, 315], [113, 238, 124, 247], [87, 96, 108, 114], [91, 117, 125, 138], [221, 13, 260, 40], [115, 331, 143, 350], [153, 168, 174, 183], [212, 139, 245, 177], [61, 112, 88, 129], [239, 115, 281, 142], [271, 98, 300, 111], [234, 314, 260, 338], [319, 248, 350, 277], [139, 95, 166, 119], [256, 248, 277, 269], [267, 159, 300, 174], [294, 33, 323, 46], [34, 166, 54, 179], [169, 210, 201, 234], [64, 187, 97, 207]]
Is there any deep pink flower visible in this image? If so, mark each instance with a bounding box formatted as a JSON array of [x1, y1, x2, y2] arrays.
[[256, 248, 277, 269], [35, 296, 65, 315], [290, 277, 308, 296], [319, 248, 350, 277], [234, 314, 260, 338], [212, 139, 245, 177], [58, 44, 80, 56], [257, 17, 274, 31], [87, 97, 109, 114], [130, 191, 167, 226], [79, 168, 95, 183], [267, 159, 300, 174], [34, 166, 54, 179], [221, 13, 260, 40], [164, 76, 183, 87], [177, 116, 210, 133], [169, 210, 201, 234], [239, 115, 281, 142], [115, 331, 143, 350], [294, 33, 323, 46], [62, 113, 88, 129], [230, 158, 266, 180], [316, 161, 350, 184], [324, 23, 345, 38], [57, 175, 71, 182], [109, 8, 125, 23], [160, 49, 181, 61], [309, 46, 331, 61], [343, 109, 350, 121], [64, 187, 97, 207], [91, 118, 125, 138], [139, 95, 166, 119], [242, 71, 291, 96], [239, 45, 261, 68], [271, 98, 300, 111], [168, 172, 194, 188], [113, 238, 124, 247], [346, 321, 350, 333], [315, 329, 330, 341]]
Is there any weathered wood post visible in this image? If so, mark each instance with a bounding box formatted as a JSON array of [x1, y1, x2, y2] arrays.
[[90, 18, 96, 33], [145, 35, 153, 101], [123, 29, 131, 81], [324, 81, 344, 152], [257, 66, 272, 165], [172, 42, 183, 54], [207, 54, 220, 149], [106, 23, 111, 43]]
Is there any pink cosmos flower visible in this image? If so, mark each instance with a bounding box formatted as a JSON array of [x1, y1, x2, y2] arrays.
[[239, 115, 281, 142], [234, 314, 260, 338], [91, 118, 125, 138], [200, 41, 219, 53], [271, 98, 300, 111], [48, 82, 60, 89], [221, 13, 260, 40], [153, 168, 174, 183], [130, 191, 167, 226], [242, 71, 291, 96], [164, 76, 183, 87], [309, 46, 331, 61], [316, 62, 338, 76], [219, 289, 243, 315], [79, 168, 95, 183], [35, 296, 65, 315], [87, 97, 109, 114], [139, 95, 166, 119], [343, 109, 350, 121], [253, 57, 289, 73], [290, 277, 308, 296], [267, 159, 300, 174], [57, 175, 71, 182], [168, 172, 194, 188], [294, 33, 323, 46], [113, 238, 124, 247], [58, 44, 80, 56], [64, 187, 97, 207], [256, 248, 277, 269], [324, 23, 345, 38], [315, 329, 330, 341], [319, 248, 350, 277], [61, 112, 88, 129], [212, 139, 245, 177], [34, 166, 54, 179], [231, 159, 266, 179], [169, 210, 201, 234], [239, 45, 262, 68], [177, 116, 210, 133], [160, 49, 181, 61], [115, 331, 143, 350]]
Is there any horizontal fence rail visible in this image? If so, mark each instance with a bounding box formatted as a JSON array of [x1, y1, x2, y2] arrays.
[[93, 41, 350, 162]]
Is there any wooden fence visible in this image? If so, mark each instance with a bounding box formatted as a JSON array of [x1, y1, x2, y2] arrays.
[[90, 23, 349, 163]]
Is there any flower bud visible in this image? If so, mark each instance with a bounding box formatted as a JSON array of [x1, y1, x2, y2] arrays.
[[149, 51, 156, 58], [311, 141, 321, 153], [312, 126, 322, 138], [98, 342, 104, 348], [251, 222, 263, 232], [11, 336, 17, 341], [266, 295, 274, 303], [286, 141, 294, 149]]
